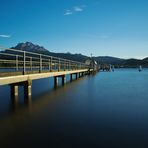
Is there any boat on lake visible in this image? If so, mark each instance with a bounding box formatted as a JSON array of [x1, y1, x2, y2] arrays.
[[139, 65, 142, 72]]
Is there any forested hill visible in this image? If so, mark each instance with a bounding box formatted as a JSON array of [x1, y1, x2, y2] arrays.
[[4, 41, 147, 67], [11, 42, 125, 64]]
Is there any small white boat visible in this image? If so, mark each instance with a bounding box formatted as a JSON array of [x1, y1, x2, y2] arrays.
[[139, 65, 142, 72], [109, 64, 112, 72], [112, 65, 115, 72]]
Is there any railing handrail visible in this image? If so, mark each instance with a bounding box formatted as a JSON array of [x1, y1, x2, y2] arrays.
[[0, 46, 85, 65], [0, 45, 91, 74]]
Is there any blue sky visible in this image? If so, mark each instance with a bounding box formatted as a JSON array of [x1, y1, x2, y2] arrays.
[[0, 0, 148, 59]]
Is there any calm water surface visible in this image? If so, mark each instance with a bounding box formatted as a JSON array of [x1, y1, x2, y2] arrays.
[[0, 69, 148, 148]]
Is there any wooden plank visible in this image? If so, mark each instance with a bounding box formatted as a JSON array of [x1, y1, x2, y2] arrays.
[[0, 69, 91, 86]]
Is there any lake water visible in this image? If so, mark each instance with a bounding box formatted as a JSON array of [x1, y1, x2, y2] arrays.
[[0, 69, 148, 148]]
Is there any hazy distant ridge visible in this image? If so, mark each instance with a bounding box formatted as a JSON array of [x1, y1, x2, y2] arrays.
[[11, 42, 148, 67]]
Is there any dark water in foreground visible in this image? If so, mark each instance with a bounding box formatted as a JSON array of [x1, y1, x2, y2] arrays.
[[0, 69, 148, 148]]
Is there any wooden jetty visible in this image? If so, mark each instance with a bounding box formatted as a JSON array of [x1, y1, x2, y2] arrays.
[[0, 47, 95, 101]]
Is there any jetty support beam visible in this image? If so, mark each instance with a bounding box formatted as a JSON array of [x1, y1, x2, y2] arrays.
[[54, 76, 58, 88], [70, 74, 72, 82], [10, 84, 19, 101], [75, 73, 78, 80], [24, 80, 32, 100], [10, 80, 32, 102], [62, 75, 66, 86]]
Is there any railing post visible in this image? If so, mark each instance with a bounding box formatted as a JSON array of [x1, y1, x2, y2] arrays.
[[71, 61, 72, 70], [58, 58, 60, 71], [23, 51, 26, 75], [48, 59, 50, 70], [50, 57, 52, 72], [69, 61, 71, 70], [39, 54, 42, 73], [30, 57, 32, 71], [67, 61, 68, 71], [80, 63, 81, 69], [16, 55, 18, 71], [64, 60, 66, 71], [67, 62, 69, 71]]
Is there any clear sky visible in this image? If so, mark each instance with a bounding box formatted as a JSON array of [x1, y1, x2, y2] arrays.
[[0, 0, 148, 59]]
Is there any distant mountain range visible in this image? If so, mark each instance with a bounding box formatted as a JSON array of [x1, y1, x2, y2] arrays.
[[12, 42, 88, 62], [3, 42, 148, 67]]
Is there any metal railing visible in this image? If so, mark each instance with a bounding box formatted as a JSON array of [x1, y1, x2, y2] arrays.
[[0, 46, 89, 74]]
